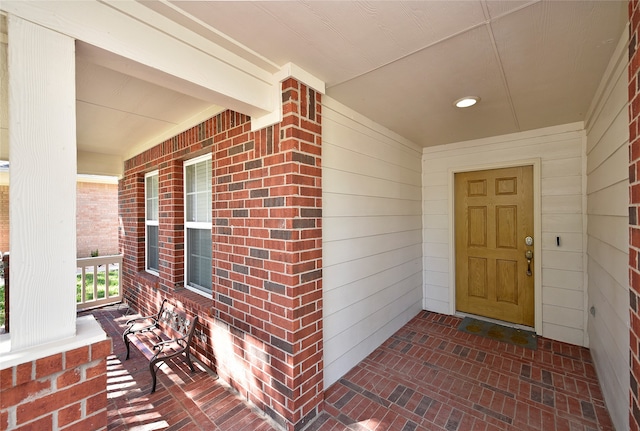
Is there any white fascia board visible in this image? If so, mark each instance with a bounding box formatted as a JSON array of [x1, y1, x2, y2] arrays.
[[1, 0, 276, 117]]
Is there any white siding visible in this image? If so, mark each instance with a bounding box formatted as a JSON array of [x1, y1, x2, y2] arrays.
[[423, 123, 587, 346], [585, 29, 629, 431], [322, 96, 423, 387]]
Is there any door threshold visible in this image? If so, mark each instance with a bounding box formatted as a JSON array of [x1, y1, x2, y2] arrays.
[[455, 312, 535, 333]]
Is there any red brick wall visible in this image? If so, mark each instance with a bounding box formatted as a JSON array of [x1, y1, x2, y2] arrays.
[[0, 184, 8, 253], [0, 338, 111, 431], [0, 181, 118, 258], [76, 181, 119, 258], [120, 78, 323, 431], [631, 1, 640, 429]]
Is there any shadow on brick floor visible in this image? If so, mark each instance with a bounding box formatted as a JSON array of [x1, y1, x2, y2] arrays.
[[84, 305, 279, 431]]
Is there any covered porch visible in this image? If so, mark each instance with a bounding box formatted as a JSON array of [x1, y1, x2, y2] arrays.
[[89, 304, 613, 431], [0, 2, 634, 430]]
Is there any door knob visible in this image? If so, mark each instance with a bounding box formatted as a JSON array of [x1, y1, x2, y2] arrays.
[[525, 250, 533, 276]]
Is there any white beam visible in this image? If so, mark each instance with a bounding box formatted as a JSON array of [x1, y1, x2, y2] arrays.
[[77, 150, 123, 178], [1, 0, 276, 118], [8, 16, 77, 350]]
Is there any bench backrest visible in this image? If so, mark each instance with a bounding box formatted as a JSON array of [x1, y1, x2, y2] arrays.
[[156, 299, 198, 341]]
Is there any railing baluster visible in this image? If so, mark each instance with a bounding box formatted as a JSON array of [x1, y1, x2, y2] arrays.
[[81, 266, 87, 303], [92, 264, 98, 302], [76, 255, 123, 311], [117, 258, 122, 298], [105, 263, 110, 299]]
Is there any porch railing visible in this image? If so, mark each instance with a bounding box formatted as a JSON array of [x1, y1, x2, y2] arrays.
[[77, 254, 123, 311]]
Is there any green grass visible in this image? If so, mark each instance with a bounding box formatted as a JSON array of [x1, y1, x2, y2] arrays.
[[76, 269, 120, 303]]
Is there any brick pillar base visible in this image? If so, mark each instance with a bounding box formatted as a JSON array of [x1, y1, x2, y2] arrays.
[[0, 338, 111, 430]]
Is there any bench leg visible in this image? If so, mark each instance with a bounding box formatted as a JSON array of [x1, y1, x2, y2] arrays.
[[123, 333, 131, 360], [185, 348, 195, 373], [149, 359, 160, 393]]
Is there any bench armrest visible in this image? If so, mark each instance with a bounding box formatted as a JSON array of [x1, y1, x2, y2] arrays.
[[124, 317, 158, 336], [125, 314, 157, 325], [125, 299, 168, 328]]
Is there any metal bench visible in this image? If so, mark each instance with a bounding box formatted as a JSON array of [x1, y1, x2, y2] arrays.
[[122, 299, 199, 393]]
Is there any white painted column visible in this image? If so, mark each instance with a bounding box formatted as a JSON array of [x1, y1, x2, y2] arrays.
[[8, 15, 77, 350]]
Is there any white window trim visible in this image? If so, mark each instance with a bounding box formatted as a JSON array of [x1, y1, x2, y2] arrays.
[[145, 170, 160, 276], [184, 154, 213, 298]]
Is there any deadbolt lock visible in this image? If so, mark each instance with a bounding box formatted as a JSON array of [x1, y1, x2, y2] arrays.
[[525, 236, 533, 246]]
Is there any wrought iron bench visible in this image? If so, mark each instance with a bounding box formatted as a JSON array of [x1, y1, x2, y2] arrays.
[[123, 299, 199, 393]]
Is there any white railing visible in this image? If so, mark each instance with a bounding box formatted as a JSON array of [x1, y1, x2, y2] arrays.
[[76, 254, 123, 310]]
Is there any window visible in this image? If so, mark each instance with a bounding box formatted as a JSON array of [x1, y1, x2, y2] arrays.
[[184, 155, 212, 295], [145, 171, 159, 275]]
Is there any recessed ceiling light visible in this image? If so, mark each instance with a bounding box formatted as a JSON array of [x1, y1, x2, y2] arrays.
[[454, 97, 480, 108]]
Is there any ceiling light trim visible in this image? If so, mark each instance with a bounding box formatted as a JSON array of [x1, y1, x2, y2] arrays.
[[454, 96, 480, 108]]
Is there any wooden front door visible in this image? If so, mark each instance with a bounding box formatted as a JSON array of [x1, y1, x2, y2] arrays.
[[455, 166, 534, 326]]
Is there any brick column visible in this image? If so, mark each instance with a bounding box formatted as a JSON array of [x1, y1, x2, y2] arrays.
[[119, 172, 148, 308], [120, 78, 323, 431], [630, 1, 640, 429], [158, 160, 185, 292], [213, 79, 323, 430]]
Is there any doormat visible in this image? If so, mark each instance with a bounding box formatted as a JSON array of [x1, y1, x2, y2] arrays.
[[457, 317, 537, 350]]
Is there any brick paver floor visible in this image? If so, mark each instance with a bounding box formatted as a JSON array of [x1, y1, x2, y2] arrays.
[[87, 306, 615, 431]]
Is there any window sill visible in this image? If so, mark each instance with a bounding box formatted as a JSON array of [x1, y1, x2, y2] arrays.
[[173, 288, 214, 315]]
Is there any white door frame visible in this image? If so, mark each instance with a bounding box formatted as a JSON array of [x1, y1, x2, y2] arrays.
[[448, 158, 542, 334]]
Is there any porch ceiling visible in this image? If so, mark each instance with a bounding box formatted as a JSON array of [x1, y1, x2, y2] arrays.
[[75, 0, 627, 160]]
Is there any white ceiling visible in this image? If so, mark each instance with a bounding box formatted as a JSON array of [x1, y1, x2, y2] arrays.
[[75, 0, 628, 159]]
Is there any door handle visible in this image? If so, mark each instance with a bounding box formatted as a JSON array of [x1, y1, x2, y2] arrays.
[[525, 250, 533, 276]]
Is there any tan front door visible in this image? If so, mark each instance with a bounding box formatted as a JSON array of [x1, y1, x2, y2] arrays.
[[455, 166, 534, 326]]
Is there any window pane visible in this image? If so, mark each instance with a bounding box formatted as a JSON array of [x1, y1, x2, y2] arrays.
[[146, 174, 158, 221], [185, 159, 211, 223], [196, 161, 209, 191], [196, 190, 210, 221], [147, 225, 159, 272], [146, 198, 158, 221], [186, 163, 195, 194], [186, 194, 196, 221], [187, 228, 212, 292]]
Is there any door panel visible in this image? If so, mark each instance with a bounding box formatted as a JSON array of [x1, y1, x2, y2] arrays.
[[455, 166, 534, 326], [468, 207, 487, 247], [468, 257, 487, 298]]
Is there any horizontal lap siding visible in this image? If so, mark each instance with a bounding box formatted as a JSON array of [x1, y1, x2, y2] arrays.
[[423, 123, 587, 345], [585, 29, 628, 431], [322, 97, 423, 387]]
